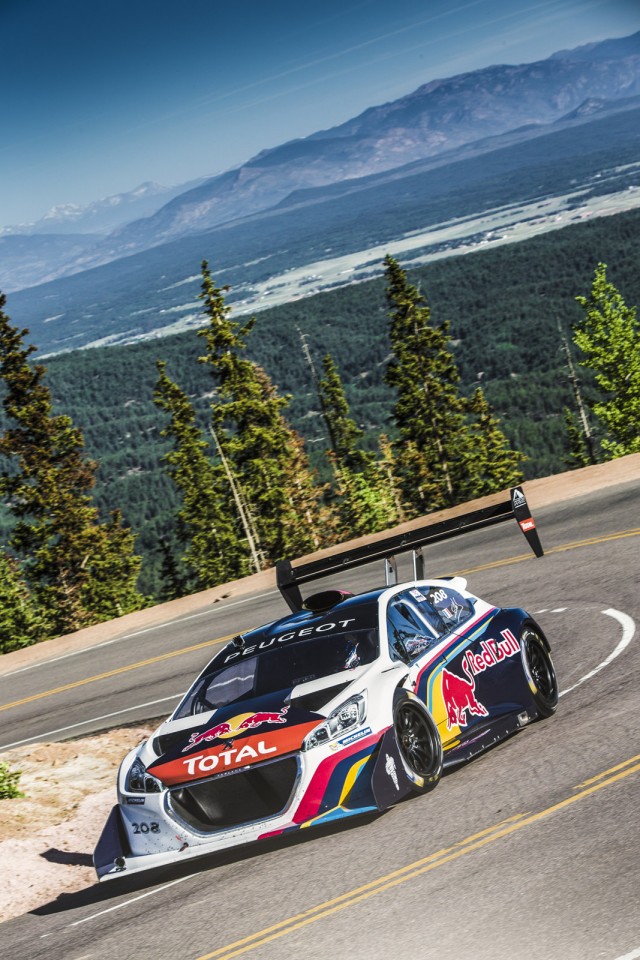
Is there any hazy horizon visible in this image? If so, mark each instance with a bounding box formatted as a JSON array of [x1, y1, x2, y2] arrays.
[[2, 0, 639, 230]]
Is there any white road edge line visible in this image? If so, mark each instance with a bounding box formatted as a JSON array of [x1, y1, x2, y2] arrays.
[[559, 608, 636, 697], [0, 694, 183, 750], [69, 873, 198, 927], [614, 948, 640, 960], [0, 589, 278, 679]]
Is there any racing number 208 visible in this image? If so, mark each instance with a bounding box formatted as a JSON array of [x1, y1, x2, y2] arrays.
[[132, 822, 160, 834]]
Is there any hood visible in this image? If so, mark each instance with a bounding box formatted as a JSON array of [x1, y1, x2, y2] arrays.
[[147, 690, 324, 787]]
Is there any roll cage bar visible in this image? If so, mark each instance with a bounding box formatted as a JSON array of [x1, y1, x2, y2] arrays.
[[276, 486, 543, 613]]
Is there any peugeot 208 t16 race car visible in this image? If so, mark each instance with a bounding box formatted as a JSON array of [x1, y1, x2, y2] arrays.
[[94, 488, 558, 881]]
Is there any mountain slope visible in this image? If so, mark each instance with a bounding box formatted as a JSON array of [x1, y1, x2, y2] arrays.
[[6, 97, 640, 356], [3, 30, 639, 295], [77, 30, 640, 264]]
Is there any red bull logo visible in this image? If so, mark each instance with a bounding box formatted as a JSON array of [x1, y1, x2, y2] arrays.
[[462, 630, 520, 679], [239, 709, 289, 729], [440, 631, 520, 730], [441, 667, 488, 730], [183, 706, 289, 752]]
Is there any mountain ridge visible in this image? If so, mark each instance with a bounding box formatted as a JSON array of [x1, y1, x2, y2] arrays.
[[2, 30, 639, 296]]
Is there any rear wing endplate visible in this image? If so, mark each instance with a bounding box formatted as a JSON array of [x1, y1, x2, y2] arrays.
[[276, 486, 542, 613]]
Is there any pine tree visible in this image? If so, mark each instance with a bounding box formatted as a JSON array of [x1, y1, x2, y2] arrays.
[[562, 408, 591, 469], [0, 295, 145, 635], [157, 535, 191, 602], [153, 360, 248, 588], [383, 255, 473, 515], [574, 263, 640, 458], [196, 261, 322, 562], [0, 551, 49, 654], [317, 354, 398, 536], [317, 355, 370, 473], [465, 387, 525, 494]]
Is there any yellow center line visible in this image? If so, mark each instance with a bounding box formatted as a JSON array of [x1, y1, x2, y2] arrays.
[[456, 528, 640, 576], [574, 751, 640, 789], [2, 527, 638, 713], [195, 759, 640, 960], [0, 634, 233, 713]]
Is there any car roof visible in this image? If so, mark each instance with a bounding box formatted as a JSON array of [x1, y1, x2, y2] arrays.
[[204, 588, 385, 674]]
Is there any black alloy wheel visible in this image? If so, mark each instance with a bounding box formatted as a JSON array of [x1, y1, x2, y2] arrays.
[[394, 698, 442, 793], [522, 626, 558, 718]]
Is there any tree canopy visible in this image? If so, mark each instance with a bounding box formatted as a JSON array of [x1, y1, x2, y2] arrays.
[[574, 263, 640, 458], [0, 294, 144, 636]]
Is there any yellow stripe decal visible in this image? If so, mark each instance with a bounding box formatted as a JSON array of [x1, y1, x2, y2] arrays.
[[338, 756, 369, 805]]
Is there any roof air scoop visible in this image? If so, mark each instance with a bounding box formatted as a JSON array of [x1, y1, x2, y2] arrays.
[[303, 589, 354, 613]]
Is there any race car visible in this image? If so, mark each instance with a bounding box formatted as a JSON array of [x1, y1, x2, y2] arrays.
[[94, 487, 558, 881]]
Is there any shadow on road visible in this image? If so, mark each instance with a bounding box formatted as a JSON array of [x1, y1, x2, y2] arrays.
[[31, 811, 382, 918]]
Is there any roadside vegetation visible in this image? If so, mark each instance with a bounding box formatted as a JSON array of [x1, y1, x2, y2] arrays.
[[0, 761, 24, 800]]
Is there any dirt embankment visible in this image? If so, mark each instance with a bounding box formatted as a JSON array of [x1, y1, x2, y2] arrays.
[[0, 725, 151, 923]]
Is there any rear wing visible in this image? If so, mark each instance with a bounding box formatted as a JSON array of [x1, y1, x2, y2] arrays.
[[276, 486, 542, 613]]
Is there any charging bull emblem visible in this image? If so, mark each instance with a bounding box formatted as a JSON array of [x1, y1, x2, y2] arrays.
[[183, 706, 290, 752], [441, 667, 488, 730]]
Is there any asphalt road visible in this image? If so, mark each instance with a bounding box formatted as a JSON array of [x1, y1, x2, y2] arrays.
[[1, 479, 639, 960]]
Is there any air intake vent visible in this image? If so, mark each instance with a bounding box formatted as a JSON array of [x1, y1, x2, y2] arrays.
[[153, 730, 191, 757], [169, 756, 299, 831], [303, 589, 353, 613], [290, 681, 351, 712]]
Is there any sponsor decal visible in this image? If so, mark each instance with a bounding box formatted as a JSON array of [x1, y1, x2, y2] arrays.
[[511, 487, 527, 509], [338, 726, 372, 747], [519, 518, 536, 532], [385, 753, 399, 791], [183, 707, 289, 751], [182, 740, 278, 777], [441, 629, 521, 730], [223, 619, 356, 662], [410, 589, 426, 602], [150, 719, 321, 786], [462, 629, 521, 678], [442, 668, 488, 730], [125, 796, 146, 805], [441, 598, 463, 622]]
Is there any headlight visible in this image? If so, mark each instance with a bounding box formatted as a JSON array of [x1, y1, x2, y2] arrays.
[[125, 756, 162, 794], [302, 692, 367, 751]]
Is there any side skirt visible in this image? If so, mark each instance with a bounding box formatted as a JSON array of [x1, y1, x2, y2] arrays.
[[442, 711, 531, 769]]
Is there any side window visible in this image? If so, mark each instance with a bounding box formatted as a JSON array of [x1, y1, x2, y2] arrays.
[[387, 599, 438, 663], [414, 586, 475, 630]]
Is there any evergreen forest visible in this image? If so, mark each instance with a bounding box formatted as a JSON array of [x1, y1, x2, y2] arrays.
[[1, 208, 639, 602]]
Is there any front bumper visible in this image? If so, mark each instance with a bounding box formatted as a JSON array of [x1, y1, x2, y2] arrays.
[[94, 724, 406, 881]]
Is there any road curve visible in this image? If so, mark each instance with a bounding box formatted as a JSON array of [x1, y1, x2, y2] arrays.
[[1, 470, 639, 960]]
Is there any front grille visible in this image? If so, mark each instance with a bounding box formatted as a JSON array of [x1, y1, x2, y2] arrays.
[[168, 756, 300, 833]]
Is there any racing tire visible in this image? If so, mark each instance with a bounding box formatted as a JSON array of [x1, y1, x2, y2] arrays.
[[521, 624, 558, 719], [393, 694, 443, 795]]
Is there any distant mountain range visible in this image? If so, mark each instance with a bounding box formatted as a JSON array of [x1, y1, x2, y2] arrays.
[[1, 180, 208, 237], [2, 30, 639, 349]]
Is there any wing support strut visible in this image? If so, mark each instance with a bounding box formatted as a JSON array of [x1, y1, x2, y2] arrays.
[[276, 486, 543, 613]]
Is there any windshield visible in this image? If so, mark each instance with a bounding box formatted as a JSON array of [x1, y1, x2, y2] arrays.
[[174, 628, 378, 718]]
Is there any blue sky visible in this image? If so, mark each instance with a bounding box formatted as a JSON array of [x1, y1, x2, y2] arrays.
[[1, 0, 639, 228]]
